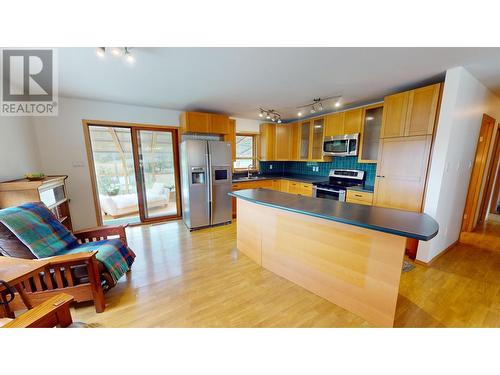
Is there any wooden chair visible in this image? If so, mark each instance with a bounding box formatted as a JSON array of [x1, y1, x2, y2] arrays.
[[0, 293, 74, 328], [0, 224, 129, 313]]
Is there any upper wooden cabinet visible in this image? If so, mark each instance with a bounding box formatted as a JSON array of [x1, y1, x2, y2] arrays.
[[380, 92, 409, 138], [275, 124, 292, 160], [380, 83, 441, 138], [358, 105, 383, 163], [299, 121, 311, 160], [223, 119, 236, 161], [290, 122, 300, 160], [324, 112, 344, 136], [259, 123, 276, 161], [180, 111, 230, 135], [311, 118, 325, 160], [343, 108, 363, 134], [210, 114, 231, 134], [324, 109, 363, 136], [406, 84, 441, 136]]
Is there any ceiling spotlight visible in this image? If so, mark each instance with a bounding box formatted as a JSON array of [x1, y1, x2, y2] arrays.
[[259, 111, 264, 118], [111, 47, 122, 57], [124, 48, 135, 64], [310, 106, 316, 114], [298, 111, 302, 117], [277, 119, 282, 124], [96, 47, 105, 58], [266, 114, 271, 119], [335, 101, 341, 108]]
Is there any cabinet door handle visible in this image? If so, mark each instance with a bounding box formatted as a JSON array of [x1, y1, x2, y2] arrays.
[[376, 175, 385, 178], [354, 194, 362, 197]]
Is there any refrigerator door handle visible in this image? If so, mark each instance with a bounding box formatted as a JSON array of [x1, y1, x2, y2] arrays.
[[205, 150, 213, 225]]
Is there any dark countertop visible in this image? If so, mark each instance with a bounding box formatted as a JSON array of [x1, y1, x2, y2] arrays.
[[232, 174, 327, 184], [229, 189, 439, 241]]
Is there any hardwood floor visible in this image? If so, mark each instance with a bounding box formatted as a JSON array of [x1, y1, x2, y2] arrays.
[[72, 219, 500, 327]]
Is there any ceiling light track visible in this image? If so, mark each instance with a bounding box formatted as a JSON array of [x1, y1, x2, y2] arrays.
[[259, 108, 282, 123]]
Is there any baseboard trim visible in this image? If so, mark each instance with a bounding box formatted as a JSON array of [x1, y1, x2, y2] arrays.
[[413, 240, 459, 266]]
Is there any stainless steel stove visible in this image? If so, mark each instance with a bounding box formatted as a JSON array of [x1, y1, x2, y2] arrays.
[[312, 169, 365, 201]]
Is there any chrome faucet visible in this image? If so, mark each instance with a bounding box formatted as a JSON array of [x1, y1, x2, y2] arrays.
[[247, 164, 256, 178]]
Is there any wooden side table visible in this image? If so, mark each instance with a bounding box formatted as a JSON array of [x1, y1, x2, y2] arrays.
[[0, 258, 48, 318]]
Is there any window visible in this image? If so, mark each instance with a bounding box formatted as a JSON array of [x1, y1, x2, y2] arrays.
[[234, 134, 258, 170]]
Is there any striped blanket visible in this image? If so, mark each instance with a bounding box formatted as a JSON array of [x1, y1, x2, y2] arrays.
[[0, 202, 135, 283]]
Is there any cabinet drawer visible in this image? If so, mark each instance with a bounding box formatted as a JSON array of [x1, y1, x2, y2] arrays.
[[232, 180, 273, 191], [346, 190, 373, 205], [299, 183, 313, 196]]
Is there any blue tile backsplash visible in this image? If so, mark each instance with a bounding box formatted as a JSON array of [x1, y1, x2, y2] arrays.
[[260, 157, 377, 187]]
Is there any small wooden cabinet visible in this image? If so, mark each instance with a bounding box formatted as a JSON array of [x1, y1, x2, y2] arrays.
[[324, 109, 363, 136], [346, 189, 373, 206], [324, 112, 344, 136], [343, 108, 363, 134], [380, 83, 441, 138], [0, 176, 73, 230], [180, 111, 230, 135]]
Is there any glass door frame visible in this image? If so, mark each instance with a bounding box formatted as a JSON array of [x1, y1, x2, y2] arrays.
[[83, 120, 182, 226]]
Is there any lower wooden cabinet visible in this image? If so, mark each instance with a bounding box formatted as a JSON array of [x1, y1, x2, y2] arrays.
[[232, 180, 274, 217], [232, 179, 314, 217], [373, 135, 432, 212], [346, 189, 373, 206]]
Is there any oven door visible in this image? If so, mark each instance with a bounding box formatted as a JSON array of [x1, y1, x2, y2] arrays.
[[323, 138, 349, 155], [313, 186, 346, 201]]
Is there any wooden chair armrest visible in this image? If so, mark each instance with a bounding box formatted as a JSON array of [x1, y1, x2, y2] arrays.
[[44, 251, 98, 266], [73, 225, 128, 245], [1, 293, 74, 328]]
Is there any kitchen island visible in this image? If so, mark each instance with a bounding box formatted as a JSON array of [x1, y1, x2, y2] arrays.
[[229, 189, 439, 327]]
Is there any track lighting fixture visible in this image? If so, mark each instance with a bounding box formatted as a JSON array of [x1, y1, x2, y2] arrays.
[[96, 47, 136, 64], [297, 95, 342, 117], [258, 108, 282, 124], [96, 47, 106, 58]]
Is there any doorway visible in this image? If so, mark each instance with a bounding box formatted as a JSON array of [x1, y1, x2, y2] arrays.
[[461, 114, 497, 232], [83, 121, 181, 226]]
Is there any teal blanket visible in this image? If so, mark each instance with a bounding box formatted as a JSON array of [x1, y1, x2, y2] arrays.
[[0, 202, 135, 283]]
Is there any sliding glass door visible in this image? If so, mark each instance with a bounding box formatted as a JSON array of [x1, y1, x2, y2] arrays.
[[86, 123, 181, 226], [134, 129, 181, 222]]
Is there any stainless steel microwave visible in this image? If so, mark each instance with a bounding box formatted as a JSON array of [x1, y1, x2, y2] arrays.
[[323, 133, 359, 156]]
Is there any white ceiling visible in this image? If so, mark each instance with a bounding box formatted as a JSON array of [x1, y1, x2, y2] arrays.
[[58, 47, 500, 121]]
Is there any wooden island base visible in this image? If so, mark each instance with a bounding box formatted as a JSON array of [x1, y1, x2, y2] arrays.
[[236, 199, 407, 327]]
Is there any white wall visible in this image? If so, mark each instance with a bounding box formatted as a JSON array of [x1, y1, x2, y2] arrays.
[[233, 117, 261, 133], [0, 117, 41, 181], [32, 97, 182, 230], [417, 67, 500, 263], [31, 97, 261, 230]]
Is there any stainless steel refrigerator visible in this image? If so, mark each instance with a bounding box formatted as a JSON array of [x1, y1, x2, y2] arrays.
[[180, 140, 232, 230]]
